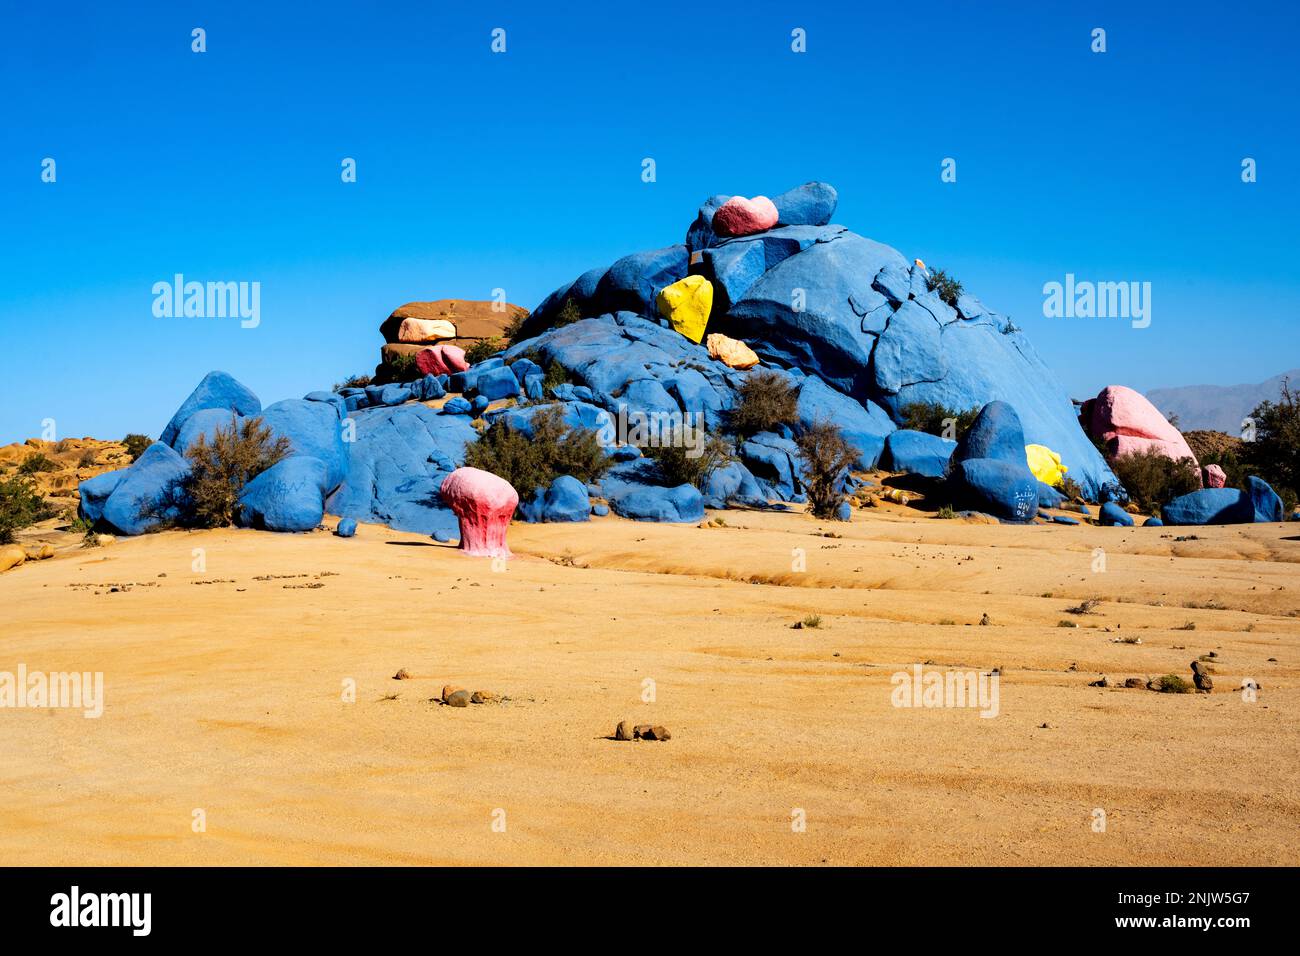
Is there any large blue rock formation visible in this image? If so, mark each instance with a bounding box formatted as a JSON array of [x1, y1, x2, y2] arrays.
[[523, 182, 1118, 498]]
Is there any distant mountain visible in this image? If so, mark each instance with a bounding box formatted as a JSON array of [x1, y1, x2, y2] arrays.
[[1146, 369, 1299, 434]]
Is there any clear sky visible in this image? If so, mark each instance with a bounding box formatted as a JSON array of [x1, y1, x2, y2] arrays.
[[2, 0, 1296, 444]]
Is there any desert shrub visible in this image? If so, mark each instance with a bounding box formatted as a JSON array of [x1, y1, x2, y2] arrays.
[[927, 268, 963, 307], [936, 504, 956, 519], [466, 337, 503, 365], [728, 370, 798, 437], [77, 448, 99, 468], [897, 401, 979, 438], [542, 360, 572, 395], [796, 420, 859, 519], [386, 352, 420, 382], [121, 433, 153, 461], [17, 452, 56, 475], [553, 298, 583, 328], [1058, 475, 1084, 502], [503, 310, 528, 343], [0, 476, 54, 543], [1152, 674, 1192, 694], [646, 430, 734, 489], [1110, 448, 1201, 514], [182, 415, 291, 528], [1243, 379, 1300, 512], [333, 374, 372, 393], [465, 405, 610, 500]]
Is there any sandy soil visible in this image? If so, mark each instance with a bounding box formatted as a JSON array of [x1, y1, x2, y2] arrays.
[[2, 504, 1298, 866]]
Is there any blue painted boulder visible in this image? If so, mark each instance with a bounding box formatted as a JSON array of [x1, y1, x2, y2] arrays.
[[159, 371, 261, 447], [442, 397, 473, 415], [1052, 515, 1080, 525], [700, 460, 768, 508], [1036, 481, 1066, 509], [336, 517, 357, 537], [591, 502, 610, 517], [236, 456, 330, 532], [77, 469, 127, 525], [1144, 517, 1163, 527], [1099, 501, 1134, 527], [834, 500, 853, 522], [1162, 488, 1255, 526], [1246, 476, 1284, 523], [258, 399, 348, 491], [99, 442, 192, 535], [172, 407, 243, 455], [951, 401, 1026, 469], [601, 460, 705, 522], [325, 403, 477, 538], [304, 390, 348, 416], [882, 430, 955, 479], [950, 458, 1038, 522], [795, 374, 893, 469], [773, 182, 838, 227], [476, 365, 522, 402], [519, 475, 591, 523]]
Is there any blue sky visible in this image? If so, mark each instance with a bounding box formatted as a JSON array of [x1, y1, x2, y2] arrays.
[[1, 0, 1296, 443]]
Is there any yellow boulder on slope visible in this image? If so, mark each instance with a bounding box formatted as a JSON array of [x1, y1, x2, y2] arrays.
[[706, 333, 759, 370], [0, 544, 26, 574], [655, 275, 712, 343], [1025, 443, 1068, 487]]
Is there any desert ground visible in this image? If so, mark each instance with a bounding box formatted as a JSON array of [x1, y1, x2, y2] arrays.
[[2, 498, 1298, 866]]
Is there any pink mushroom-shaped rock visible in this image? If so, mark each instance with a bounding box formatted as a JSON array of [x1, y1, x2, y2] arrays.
[[439, 467, 518, 558], [416, 344, 469, 377], [711, 195, 779, 237], [1204, 463, 1227, 488]]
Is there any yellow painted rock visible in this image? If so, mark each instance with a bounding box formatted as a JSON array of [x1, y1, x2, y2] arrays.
[[706, 333, 759, 370], [0, 544, 27, 573], [1025, 443, 1068, 487], [656, 275, 712, 343], [397, 317, 456, 343]]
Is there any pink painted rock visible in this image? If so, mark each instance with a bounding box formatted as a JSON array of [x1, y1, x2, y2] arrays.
[[712, 195, 779, 237], [1088, 385, 1201, 477], [415, 344, 469, 377], [439, 467, 518, 558], [1204, 463, 1227, 488]]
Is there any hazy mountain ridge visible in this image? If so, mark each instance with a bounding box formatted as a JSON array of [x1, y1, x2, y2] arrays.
[[1146, 369, 1299, 434]]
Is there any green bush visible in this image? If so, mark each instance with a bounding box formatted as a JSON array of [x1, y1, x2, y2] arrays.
[[897, 401, 979, 439], [465, 337, 503, 366], [17, 452, 56, 475], [503, 310, 528, 343], [1152, 674, 1192, 694], [0, 476, 54, 543], [1243, 379, 1300, 513], [1110, 448, 1201, 515], [553, 298, 583, 328], [332, 374, 372, 393], [385, 352, 420, 383], [796, 420, 859, 519], [542, 360, 572, 396], [465, 405, 610, 501], [121, 434, 153, 462], [728, 370, 798, 437], [927, 268, 963, 307], [646, 430, 734, 489], [182, 415, 292, 528]]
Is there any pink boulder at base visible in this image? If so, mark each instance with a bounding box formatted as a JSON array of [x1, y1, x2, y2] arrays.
[[1088, 385, 1201, 483], [1204, 463, 1227, 488], [712, 196, 779, 237], [416, 344, 469, 377], [439, 467, 518, 558]]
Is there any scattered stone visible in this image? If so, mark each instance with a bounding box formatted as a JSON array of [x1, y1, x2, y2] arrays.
[[441, 685, 464, 703], [634, 724, 672, 741], [445, 690, 471, 707], [1089, 676, 1110, 687], [979, 613, 991, 626], [1123, 677, 1145, 688], [470, 690, 499, 704], [1191, 660, 1213, 693], [393, 668, 411, 680], [0, 544, 28, 573], [614, 720, 635, 741]]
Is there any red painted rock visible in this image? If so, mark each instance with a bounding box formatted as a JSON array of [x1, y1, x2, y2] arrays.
[[712, 195, 778, 237], [1204, 463, 1227, 488], [1088, 385, 1200, 479], [439, 467, 518, 558], [415, 344, 469, 377]]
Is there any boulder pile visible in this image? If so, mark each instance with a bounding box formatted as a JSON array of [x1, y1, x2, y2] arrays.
[[78, 181, 1291, 539], [375, 299, 525, 382]]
